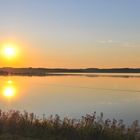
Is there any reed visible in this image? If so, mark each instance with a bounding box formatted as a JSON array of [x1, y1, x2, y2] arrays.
[[0, 110, 139, 140]]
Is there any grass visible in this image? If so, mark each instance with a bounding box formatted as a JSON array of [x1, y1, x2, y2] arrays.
[[0, 110, 139, 140]]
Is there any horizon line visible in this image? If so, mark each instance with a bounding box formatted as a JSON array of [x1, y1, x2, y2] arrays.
[[1, 67, 140, 69]]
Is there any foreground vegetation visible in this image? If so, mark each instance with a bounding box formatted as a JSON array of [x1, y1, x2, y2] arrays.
[[0, 110, 139, 140]]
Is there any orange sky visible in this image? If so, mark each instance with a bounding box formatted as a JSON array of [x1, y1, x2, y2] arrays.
[[0, 1, 140, 68], [0, 38, 140, 68]]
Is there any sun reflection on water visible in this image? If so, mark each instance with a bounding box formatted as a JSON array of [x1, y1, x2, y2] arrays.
[[2, 80, 17, 99], [3, 86, 15, 98], [7, 80, 13, 84]]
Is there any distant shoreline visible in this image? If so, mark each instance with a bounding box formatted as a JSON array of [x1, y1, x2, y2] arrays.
[[0, 67, 140, 76]]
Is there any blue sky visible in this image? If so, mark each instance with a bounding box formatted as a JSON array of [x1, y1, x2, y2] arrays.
[[0, 0, 140, 68]]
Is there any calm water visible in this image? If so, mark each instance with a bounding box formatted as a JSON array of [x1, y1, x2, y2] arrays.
[[0, 74, 140, 124]]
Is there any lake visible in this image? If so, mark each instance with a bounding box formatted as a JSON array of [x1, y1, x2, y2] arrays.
[[0, 73, 140, 124]]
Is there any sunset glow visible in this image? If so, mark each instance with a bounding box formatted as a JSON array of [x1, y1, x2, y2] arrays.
[[0, 0, 139, 68], [0, 42, 19, 62], [2, 44, 17, 58], [0, 1, 140, 139]]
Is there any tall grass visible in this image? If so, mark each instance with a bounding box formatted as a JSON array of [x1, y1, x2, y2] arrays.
[[0, 110, 139, 140]]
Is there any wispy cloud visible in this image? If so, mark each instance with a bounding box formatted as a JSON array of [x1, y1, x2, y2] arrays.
[[96, 40, 139, 47], [97, 40, 114, 44]]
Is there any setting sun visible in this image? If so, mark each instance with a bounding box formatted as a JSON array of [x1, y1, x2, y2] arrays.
[[4, 47, 15, 56], [1, 44, 17, 59]]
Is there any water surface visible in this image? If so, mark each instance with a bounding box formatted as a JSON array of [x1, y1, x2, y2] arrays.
[[0, 74, 140, 124]]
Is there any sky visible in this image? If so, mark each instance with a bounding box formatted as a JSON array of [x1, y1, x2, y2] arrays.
[[0, 0, 140, 68]]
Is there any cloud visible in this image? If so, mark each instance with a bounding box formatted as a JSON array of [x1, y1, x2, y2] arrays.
[[96, 40, 139, 47], [97, 39, 119, 44]]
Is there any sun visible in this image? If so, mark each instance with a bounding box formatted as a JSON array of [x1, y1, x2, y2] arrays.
[[2, 44, 17, 58], [4, 47, 15, 56]]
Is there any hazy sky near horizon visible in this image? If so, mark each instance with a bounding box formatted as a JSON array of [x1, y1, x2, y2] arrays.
[[0, 0, 140, 68]]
